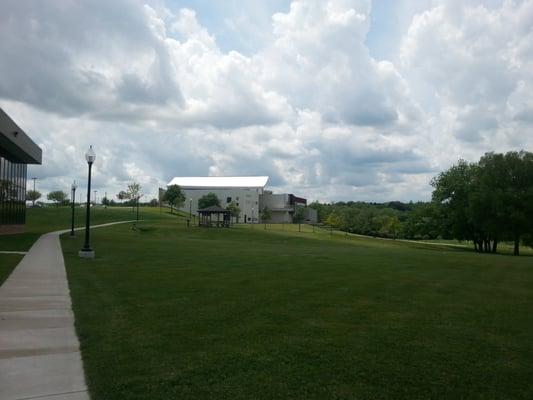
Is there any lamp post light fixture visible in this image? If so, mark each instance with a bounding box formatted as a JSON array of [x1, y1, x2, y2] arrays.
[[70, 181, 77, 237], [79, 145, 96, 259]]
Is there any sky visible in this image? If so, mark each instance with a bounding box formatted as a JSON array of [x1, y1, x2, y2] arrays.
[[1, 0, 532, 203]]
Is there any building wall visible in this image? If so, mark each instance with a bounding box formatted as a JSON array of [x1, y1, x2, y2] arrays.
[[0, 156, 27, 229], [269, 211, 292, 223], [178, 187, 262, 223], [259, 193, 291, 209], [259, 193, 293, 223]]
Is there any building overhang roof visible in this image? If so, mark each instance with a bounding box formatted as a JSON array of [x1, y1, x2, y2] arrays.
[[0, 108, 42, 164], [168, 176, 269, 189]]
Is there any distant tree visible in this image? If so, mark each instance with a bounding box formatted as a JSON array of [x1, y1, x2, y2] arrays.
[[309, 201, 329, 222], [293, 206, 306, 232], [325, 212, 343, 229], [27, 190, 42, 206], [164, 184, 185, 214], [401, 203, 442, 240], [117, 191, 128, 204], [261, 206, 272, 229], [101, 196, 110, 207], [376, 215, 401, 239], [149, 198, 159, 207], [47, 190, 68, 207], [126, 183, 142, 212], [198, 192, 220, 209], [226, 201, 241, 224]]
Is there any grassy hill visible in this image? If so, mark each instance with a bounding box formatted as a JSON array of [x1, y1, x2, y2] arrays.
[[0, 206, 153, 285], [57, 208, 533, 399]]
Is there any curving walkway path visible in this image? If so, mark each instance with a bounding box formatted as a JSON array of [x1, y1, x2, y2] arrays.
[[0, 221, 132, 400]]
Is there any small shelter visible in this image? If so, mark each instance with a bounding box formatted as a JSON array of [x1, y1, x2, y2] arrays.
[[197, 205, 231, 228]]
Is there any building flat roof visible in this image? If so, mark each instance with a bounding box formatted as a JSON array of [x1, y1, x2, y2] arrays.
[[0, 108, 42, 164], [168, 176, 269, 189]]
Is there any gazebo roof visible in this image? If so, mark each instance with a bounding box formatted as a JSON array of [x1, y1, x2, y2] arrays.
[[197, 205, 230, 213]]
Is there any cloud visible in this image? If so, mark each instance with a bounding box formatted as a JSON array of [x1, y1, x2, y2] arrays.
[[1, 0, 532, 203], [400, 0, 533, 149]]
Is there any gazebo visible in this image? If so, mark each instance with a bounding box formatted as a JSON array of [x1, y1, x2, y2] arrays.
[[197, 205, 231, 228]]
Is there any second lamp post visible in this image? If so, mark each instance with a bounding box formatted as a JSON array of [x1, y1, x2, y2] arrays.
[[79, 145, 96, 258], [70, 181, 77, 237]]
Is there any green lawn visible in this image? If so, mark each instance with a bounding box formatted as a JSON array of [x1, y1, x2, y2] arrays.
[[0, 206, 154, 251], [61, 209, 533, 399], [0, 253, 23, 286], [0, 206, 170, 286]]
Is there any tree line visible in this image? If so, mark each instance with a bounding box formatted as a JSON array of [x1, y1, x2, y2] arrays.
[[26, 182, 159, 208], [310, 151, 533, 255]]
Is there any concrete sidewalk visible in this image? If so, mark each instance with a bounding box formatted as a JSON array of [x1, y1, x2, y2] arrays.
[[0, 221, 132, 400]]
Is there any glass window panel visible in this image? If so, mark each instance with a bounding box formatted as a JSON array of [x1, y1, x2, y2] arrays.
[[0, 156, 27, 226]]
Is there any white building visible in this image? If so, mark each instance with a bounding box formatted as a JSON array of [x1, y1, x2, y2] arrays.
[[167, 176, 267, 223], [259, 190, 308, 223], [165, 176, 317, 224]]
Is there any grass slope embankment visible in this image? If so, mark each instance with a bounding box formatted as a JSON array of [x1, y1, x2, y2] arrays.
[[0, 206, 173, 286], [0, 253, 23, 285], [0, 206, 144, 252], [61, 209, 533, 400]]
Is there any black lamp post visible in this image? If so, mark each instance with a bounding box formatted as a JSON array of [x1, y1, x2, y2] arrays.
[[79, 146, 96, 258], [31, 177, 37, 206], [70, 181, 77, 237]]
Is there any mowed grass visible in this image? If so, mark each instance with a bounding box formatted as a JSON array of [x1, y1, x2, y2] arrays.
[[61, 209, 533, 399], [0, 206, 168, 286], [0, 206, 146, 252], [0, 253, 23, 285]]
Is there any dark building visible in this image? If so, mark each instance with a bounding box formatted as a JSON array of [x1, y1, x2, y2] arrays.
[[0, 108, 42, 234]]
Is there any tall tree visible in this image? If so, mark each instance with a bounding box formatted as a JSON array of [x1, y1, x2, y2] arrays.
[[431, 151, 533, 255], [164, 185, 185, 214], [27, 190, 41, 206], [293, 206, 306, 232], [261, 206, 272, 229], [498, 151, 533, 255], [47, 190, 68, 207], [325, 212, 343, 229], [431, 160, 478, 247], [198, 192, 220, 209], [126, 183, 142, 212], [226, 201, 241, 224], [117, 191, 128, 204]]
